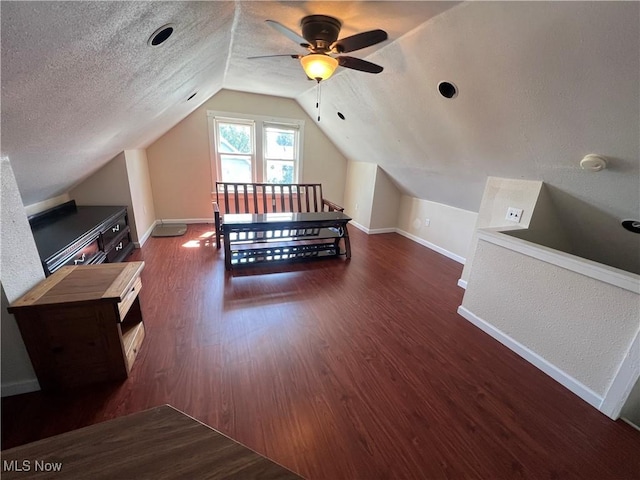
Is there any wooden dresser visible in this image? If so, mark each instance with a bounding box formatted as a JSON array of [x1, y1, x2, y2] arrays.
[[8, 262, 146, 390], [29, 200, 134, 276]]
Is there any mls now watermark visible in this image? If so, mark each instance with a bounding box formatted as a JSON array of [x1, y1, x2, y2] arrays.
[[3, 459, 63, 473]]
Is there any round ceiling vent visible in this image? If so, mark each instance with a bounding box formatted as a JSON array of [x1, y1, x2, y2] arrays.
[[148, 24, 175, 47], [438, 81, 458, 99], [621, 219, 640, 234]]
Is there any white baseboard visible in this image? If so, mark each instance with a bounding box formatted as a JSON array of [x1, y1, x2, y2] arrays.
[[348, 221, 395, 235], [349, 224, 466, 265], [159, 218, 214, 225], [349, 220, 369, 233], [622, 417, 640, 432], [396, 229, 466, 265], [599, 329, 640, 419], [456, 305, 604, 413], [457, 279, 467, 289], [368, 227, 397, 234], [1, 378, 40, 397], [135, 220, 158, 248]]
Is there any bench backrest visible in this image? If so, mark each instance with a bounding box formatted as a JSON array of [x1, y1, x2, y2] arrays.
[[215, 182, 325, 215]]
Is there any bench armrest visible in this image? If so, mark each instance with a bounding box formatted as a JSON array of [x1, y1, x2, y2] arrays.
[[322, 198, 345, 212]]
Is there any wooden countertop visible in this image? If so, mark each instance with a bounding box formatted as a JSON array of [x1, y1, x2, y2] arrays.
[[0, 405, 303, 479], [8, 262, 145, 309]]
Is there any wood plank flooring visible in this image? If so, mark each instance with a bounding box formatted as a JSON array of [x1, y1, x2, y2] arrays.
[[3, 224, 639, 479]]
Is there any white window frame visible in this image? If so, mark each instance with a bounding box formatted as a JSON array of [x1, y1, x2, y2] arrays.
[[207, 110, 304, 190]]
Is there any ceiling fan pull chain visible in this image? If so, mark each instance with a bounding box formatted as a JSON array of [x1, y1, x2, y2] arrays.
[[316, 79, 322, 122]]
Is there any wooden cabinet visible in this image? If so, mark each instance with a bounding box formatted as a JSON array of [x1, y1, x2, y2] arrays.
[[29, 200, 135, 276], [8, 262, 146, 390]]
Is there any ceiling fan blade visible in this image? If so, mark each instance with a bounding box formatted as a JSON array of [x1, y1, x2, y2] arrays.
[[265, 20, 310, 48], [247, 54, 301, 59], [332, 29, 388, 53], [338, 56, 384, 74]]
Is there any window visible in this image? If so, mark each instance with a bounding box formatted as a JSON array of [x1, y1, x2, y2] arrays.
[[216, 120, 254, 183], [208, 111, 304, 187]]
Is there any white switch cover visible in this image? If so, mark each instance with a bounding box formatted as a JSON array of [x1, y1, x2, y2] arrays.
[[424, 218, 430, 227], [506, 207, 523, 223]]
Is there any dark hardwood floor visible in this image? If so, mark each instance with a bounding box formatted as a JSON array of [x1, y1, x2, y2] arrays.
[[3, 224, 639, 479]]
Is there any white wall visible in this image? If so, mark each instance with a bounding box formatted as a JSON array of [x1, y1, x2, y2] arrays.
[[24, 193, 71, 217], [343, 163, 402, 233], [460, 231, 640, 414], [124, 149, 156, 246], [370, 168, 402, 231], [343, 161, 377, 230], [71, 150, 157, 245], [70, 152, 131, 204], [297, 1, 640, 231], [1, 157, 43, 396], [621, 376, 640, 428], [461, 177, 543, 283], [397, 195, 477, 263], [504, 183, 574, 254], [146, 89, 349, 221]]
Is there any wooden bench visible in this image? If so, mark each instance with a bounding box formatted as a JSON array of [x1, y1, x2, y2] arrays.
[[213, 182, 344, 249]]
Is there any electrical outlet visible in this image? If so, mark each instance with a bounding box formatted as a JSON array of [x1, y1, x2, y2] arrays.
[[506, 207, 523, 223], [424, 218, 430, 227]]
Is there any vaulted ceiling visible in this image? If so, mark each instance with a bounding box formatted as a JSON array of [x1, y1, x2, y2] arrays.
[[2, 1, 639, 229]]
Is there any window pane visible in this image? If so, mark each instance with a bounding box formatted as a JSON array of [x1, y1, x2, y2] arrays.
[[221, 155, 252, 182], [218, 123, 252, 154], [264, 127, 295, 160], [266, 160, 294, 184]]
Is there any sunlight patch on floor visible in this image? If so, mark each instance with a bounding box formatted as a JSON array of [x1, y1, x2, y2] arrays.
[[182, 232, 216, 248]]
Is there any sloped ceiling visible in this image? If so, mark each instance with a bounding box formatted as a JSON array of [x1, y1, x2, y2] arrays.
[[1, 1, 456, 206], [2, 1, 639, 231]]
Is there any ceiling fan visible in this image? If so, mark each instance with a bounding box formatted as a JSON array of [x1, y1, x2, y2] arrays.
[[249, 15, 388, 82]]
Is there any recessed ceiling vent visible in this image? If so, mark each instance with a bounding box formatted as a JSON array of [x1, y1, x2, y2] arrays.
[[438, 81, 458, 99], [187, 92, 197, 101], [148, 24, 175, 47], [621, 220, 640, 234]]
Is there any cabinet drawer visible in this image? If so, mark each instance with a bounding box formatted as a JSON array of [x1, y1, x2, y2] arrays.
[[118, 276, 142, 320], [62, 238, 101, 268], [121, 322, 145, 372], [106, 234, 132, 263], [102, 215, 128, 247]]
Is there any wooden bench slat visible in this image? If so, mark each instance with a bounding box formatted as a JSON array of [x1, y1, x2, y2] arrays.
[[288, 185, 294, 212], [253, 183, 259, 213]]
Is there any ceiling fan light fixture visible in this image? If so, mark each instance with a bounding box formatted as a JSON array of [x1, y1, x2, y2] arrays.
[[300, 54, 338, 81]]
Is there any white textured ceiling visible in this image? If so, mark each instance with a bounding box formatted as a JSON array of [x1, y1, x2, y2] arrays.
[[1, 1, 639, 236], [1, 1, 456, 206]]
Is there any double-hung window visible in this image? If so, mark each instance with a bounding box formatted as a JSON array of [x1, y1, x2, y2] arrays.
[[213, 118, 255, 183], [208, 111, 304, 186]]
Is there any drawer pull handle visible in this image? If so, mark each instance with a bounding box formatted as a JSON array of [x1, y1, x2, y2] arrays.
[[115, 242, 123, 251], [112, 224, 120, 233], [74, 253, 86, 265]]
